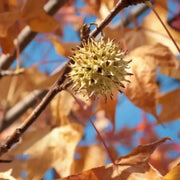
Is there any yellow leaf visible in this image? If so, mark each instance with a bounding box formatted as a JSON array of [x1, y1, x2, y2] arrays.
[[9, 123, 83, 178], [71, 145, 106, 174]]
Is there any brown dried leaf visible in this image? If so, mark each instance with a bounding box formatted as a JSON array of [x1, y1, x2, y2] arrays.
[[0, 10, 20, 37], [163, 163, 180, 180], [21, 0, 58, 32], [0, 67, 57, 106], [158, 88, 180, 123], [142, 0, 180, 55], [124, 43, 176, 116], [104, 27, 146, 51], [71, 145, 106, 174], [51, 36, 78, 57], [60, 138, 170, 180], [9, 123, 83, 179]]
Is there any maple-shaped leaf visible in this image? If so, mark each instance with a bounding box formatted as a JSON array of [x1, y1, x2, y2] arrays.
[[142, 0, 180, 55], [59, 137, 170, 180], [21, 0, 58, 32], [124, 43, 176, 117], [9, 123, 83, 179]]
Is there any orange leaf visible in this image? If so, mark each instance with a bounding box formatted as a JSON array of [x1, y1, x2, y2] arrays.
[[158, 88, 180, 123], [142, 0, 180, 55], [21, 0, 58, 32], [9, 123, 83, 179], [60, 137, 170, 180], [0, 10, 20, 37], [124, 43, 176, 117], [71, 145, 106, 174], [51, 36, 78, 57]]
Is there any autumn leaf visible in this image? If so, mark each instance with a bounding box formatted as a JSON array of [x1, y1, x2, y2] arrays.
[[71, 145, 106, 174], [124, 43, 176, 117], [60, 137, 170, 180], [51, 91, 75, 126], [21, 0, 58, 32], [142, 0, 180, 55], [104, 27, 146, 51], [158, 88, 180, 123], [51, 36, 78, 57], [9, 123, 83, 179]]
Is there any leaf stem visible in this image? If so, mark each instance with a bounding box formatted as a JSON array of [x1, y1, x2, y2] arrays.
[[69, 92, 116, 165]]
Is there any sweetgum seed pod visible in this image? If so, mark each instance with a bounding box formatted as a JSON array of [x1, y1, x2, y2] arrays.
[[67, 37, 132, 99]]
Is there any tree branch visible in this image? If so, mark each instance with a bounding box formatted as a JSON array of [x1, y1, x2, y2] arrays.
[[0, 90, 48, 132], [0, 0, 67, 71], [0, 0, 150, 157]]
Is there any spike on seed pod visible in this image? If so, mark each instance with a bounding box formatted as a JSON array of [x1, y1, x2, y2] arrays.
[[67, 37, 132, 99]]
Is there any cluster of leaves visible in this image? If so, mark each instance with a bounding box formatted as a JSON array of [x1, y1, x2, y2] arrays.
[[0, 0, 180, 179]]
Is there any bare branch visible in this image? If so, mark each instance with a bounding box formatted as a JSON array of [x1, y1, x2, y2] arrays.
[[0, 0, 67, 70], [0, 90, 48, 132], [0, 0, 150, 157]]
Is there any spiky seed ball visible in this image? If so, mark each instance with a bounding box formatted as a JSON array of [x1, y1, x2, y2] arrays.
[[68, 37, 132, 98]]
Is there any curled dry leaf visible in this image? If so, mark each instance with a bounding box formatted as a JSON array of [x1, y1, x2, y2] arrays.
[[60, 137, 170, 180], [158, 88, 180, 123], [124, 43, 176, 117], [9, 123, 83, 179], [142, 0, 180, 55]]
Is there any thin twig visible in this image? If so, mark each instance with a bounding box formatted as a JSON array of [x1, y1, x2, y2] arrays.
[[0, 0, 149, 157]]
